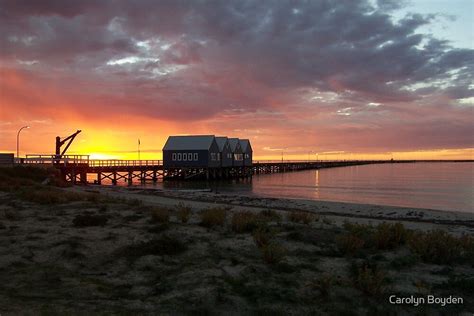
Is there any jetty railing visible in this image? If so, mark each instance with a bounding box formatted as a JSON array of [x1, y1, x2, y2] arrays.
[[88, 160, 162, 167], [23, 155, 90, 166]]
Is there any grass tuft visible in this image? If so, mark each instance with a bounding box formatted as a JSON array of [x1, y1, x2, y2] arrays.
[[408, 230, 474, 264], [307, 274, 334, 297], [374, 222, 410, 250], [200, 207, 227, 228], [287, 211, 314, 224], [336, 234, 365, 256], [176, 202, 192, 223], [351, 261, 387, 296], [72, 214, 108, 227], [262, 242, 287, 264], [119, 235, 186, 261], [258, 210, 282, 222], [231, 211, 261, 233], [252, 224, 274, 248], [150, 206, 170, 223]]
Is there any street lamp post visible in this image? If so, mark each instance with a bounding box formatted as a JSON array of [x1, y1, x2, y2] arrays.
[[16, 126, 30, 161]]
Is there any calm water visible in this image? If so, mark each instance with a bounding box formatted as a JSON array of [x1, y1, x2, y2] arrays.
[[127, 162, 473, 213]]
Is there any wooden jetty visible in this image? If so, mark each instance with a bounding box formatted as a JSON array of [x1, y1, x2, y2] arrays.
[[21, 155, 471, 185]]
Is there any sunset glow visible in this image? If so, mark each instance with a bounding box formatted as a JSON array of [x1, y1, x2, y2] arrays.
[[1, 1, 473, 160]]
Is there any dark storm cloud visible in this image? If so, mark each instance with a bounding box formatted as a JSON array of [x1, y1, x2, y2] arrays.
[[1, 0, 473, 150]]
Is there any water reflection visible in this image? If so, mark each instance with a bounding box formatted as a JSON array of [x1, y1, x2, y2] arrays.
[[99, 162, 473, 213]]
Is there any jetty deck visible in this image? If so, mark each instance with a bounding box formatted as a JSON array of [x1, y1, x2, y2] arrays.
[[20, 155, 470, 185]]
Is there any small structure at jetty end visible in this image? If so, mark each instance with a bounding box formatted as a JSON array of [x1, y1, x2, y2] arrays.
[[228, 138, 244, 167], [215, 136, 233, 168], [0, 153, 14, 166], [162, 135, 252, 180], [240, 139, 253, 167]]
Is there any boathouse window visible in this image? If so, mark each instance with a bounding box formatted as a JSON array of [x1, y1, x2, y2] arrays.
[[183, 153, 187, 161], [217, 153, 221, 161], [188, 153, 192, 161], [172, 153, 176, 161], [177, 153, 182, 161], [194, 153, 198, 161], [211, 153, 216, 161]]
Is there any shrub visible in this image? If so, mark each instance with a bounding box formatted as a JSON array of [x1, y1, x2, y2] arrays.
[[231, 211, 261, 233], [374, 222, 409, 250], [343, 222, 373, 238], [258, 210, 282, 222], [176, 203, 192, 223], [18, 187, 102, 204], [307, 274, 334, 297], [390, 255, 418, 269], [262, 242, 287, 264], [352, 262, 387, 296], [252, 225, 274, 248], [408, 230, 474, 264], [72, 214, 108, 227], [0, 165, 61, 191], [336, 234, 365, 256], [150, 206, 170, 223], [200, 207, 227, 228], [287, 211, 314, 224], [119, 235, 186, 261]]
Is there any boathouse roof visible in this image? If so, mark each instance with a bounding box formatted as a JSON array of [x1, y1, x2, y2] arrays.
[[239, 139, 252, 152], [163, 135, 216, 150], [228, 138, 240, 151], [215, 136, 228, 151]]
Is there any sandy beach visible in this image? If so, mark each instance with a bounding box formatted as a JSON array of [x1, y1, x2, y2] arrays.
[[1, 176, 473, 315], [85, 185, 474, 231]]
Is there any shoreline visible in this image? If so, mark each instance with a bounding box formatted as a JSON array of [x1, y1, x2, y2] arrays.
[[74, 185, 474, 232]]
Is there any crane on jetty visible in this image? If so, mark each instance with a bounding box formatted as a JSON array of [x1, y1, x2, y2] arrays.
[[55, 130, 81, 162]]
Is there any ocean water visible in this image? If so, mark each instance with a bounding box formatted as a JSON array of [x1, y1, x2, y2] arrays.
[[246, 162, 473, 213], [116, 162, 474, 213]]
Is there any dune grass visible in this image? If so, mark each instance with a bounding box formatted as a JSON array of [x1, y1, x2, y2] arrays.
[[231, 211, 262, 233], [176, 202, 192, 223], [351, 261, 388, 296], [200, 207, 227, 228], [150, 206, 170, 223], [287, 211, 315, 224], [408, 230, 474, 264]]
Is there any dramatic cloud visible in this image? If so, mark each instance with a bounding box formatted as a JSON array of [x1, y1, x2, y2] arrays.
[[0, 0, 473, 157]]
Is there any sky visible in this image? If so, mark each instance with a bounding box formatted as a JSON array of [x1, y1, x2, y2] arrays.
[[0, 0, 473, 160]]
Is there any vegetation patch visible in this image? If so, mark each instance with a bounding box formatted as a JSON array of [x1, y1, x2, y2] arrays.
[[200, 207, 227, 228], [262, 242, 287, 264], [287, 211, 315, 224], [337, 222, 411, 255], [176, 202, 192, 223], [374, 222, 410, 250], [0, 166, 63, 191], [351, 261, 388, 296], [336, 234, 365, 256], [19, 187, 102, 204], [150, 206, 170, 223], [258, 210, 282, 222], [231, 211, 261, 233], [118, 235, 187, 261], [72, 214, 108, 227], [390, 254, 418, 269], [408, 230, 474, 264], [252, 225, 275, 248], [307, 274, 334, 297]]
